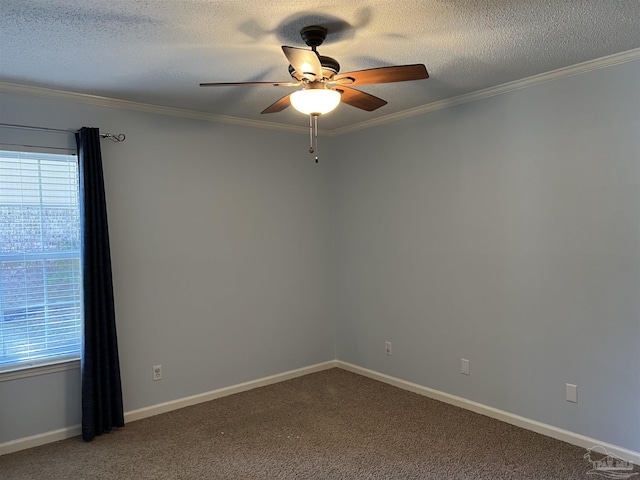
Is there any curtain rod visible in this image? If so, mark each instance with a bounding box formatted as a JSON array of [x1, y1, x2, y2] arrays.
[[0, 122, 126, 142]]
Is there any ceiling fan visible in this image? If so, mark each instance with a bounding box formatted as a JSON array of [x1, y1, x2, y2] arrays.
[[200, 25, 429, 160]]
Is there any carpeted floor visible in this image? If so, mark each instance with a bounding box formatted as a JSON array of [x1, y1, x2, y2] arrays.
[[1, 368, 636, 479]]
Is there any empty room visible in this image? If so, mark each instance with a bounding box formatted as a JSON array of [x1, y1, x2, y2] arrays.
[[1, 1, 639, 478]]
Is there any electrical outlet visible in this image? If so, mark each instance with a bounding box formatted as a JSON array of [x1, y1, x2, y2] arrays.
[[566, 383, 577, 403], [153, 364, 162, 381], [385, 341, 392, 356], [461, 358, 470, 375]]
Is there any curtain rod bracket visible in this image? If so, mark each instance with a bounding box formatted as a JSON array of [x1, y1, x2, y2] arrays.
[[100, 133, 126, 142]]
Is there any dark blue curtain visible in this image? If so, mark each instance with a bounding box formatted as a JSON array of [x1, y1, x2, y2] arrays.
[[76, 127, 124, 442]]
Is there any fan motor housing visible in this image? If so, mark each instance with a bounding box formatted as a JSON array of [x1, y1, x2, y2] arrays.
[[319, 55, 340, 76], [288, 55, 340, 80]]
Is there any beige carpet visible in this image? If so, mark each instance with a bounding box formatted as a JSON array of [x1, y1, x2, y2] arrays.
[[1, 368, 636, 479]]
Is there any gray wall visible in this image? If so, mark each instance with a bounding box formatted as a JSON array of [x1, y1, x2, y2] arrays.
[[1, 58, 639, 453], [331, 59, 640, 452], [0, 93, 336, 443]]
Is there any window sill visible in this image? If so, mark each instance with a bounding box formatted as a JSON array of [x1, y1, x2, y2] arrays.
[[0, 359, 81, 382]]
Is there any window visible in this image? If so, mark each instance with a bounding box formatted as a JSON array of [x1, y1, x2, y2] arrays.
[[0, 150, 82, 372]]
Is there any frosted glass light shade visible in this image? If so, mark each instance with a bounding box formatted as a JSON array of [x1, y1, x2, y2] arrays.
[[290, 89, 341, 115]]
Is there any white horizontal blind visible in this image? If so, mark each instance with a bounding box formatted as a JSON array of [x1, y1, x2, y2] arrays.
[[0, 150, 82, 372]]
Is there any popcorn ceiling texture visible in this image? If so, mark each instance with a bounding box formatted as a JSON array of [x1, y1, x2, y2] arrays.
[[1, 0, 639, 130]]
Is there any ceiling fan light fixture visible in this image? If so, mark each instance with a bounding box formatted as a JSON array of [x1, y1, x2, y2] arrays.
[[290, 88, 341, 116]]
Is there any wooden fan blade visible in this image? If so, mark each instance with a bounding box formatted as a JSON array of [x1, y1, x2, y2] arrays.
[[334, 64, 429, 85], [200, 81, 300, 87], [336, 87, 387, 112], [282, 46, 322, 81], [261, 93, 291, 114]]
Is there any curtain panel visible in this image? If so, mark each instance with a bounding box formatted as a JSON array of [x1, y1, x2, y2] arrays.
[[76, 127, 124, 441]]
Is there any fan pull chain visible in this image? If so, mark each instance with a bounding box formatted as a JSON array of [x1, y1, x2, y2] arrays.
[[308, 114, 319, 163], [309, 115, 314, 154], [314, 115, 319, 163]]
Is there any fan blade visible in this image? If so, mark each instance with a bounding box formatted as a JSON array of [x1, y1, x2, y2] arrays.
[[334, 64, 428, 85], [282, 46, 322, 81], [336, 86, 387, 112], [261, 93, 291, 114], [200, 81, 300, 87]]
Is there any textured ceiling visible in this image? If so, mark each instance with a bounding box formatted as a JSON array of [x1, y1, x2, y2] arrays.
[[1, 1, 639, 131]]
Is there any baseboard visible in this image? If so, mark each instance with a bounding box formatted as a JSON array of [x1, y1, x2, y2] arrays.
[[336, 360, 640, 465], [0, 360, 337, 456], [4, 359, 637, 465], [0, 425, 82, 456], [124, 360, 337, 423]]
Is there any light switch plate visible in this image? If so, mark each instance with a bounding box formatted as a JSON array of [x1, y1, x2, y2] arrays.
[[461, 358, 470, 375], [566, 383, 577, 403]]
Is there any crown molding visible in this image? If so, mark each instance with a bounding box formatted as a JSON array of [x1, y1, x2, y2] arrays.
[[0, 82, 310, 136], [1, 48, 638, 138], [326, 47, 640, 136]]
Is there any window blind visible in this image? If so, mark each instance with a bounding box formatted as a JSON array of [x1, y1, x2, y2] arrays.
[[0, 150, 82, 372]]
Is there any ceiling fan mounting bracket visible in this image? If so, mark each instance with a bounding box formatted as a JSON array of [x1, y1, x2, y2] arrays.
[[300, 25, 328, 49]]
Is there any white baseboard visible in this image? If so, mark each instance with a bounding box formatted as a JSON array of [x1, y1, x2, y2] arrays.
[[0, 425, 82, 456], [336, 360, 640, 465], [3, 359, 638, 466], [125, 360, 337, 423], [0, 360, 337, 456]]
